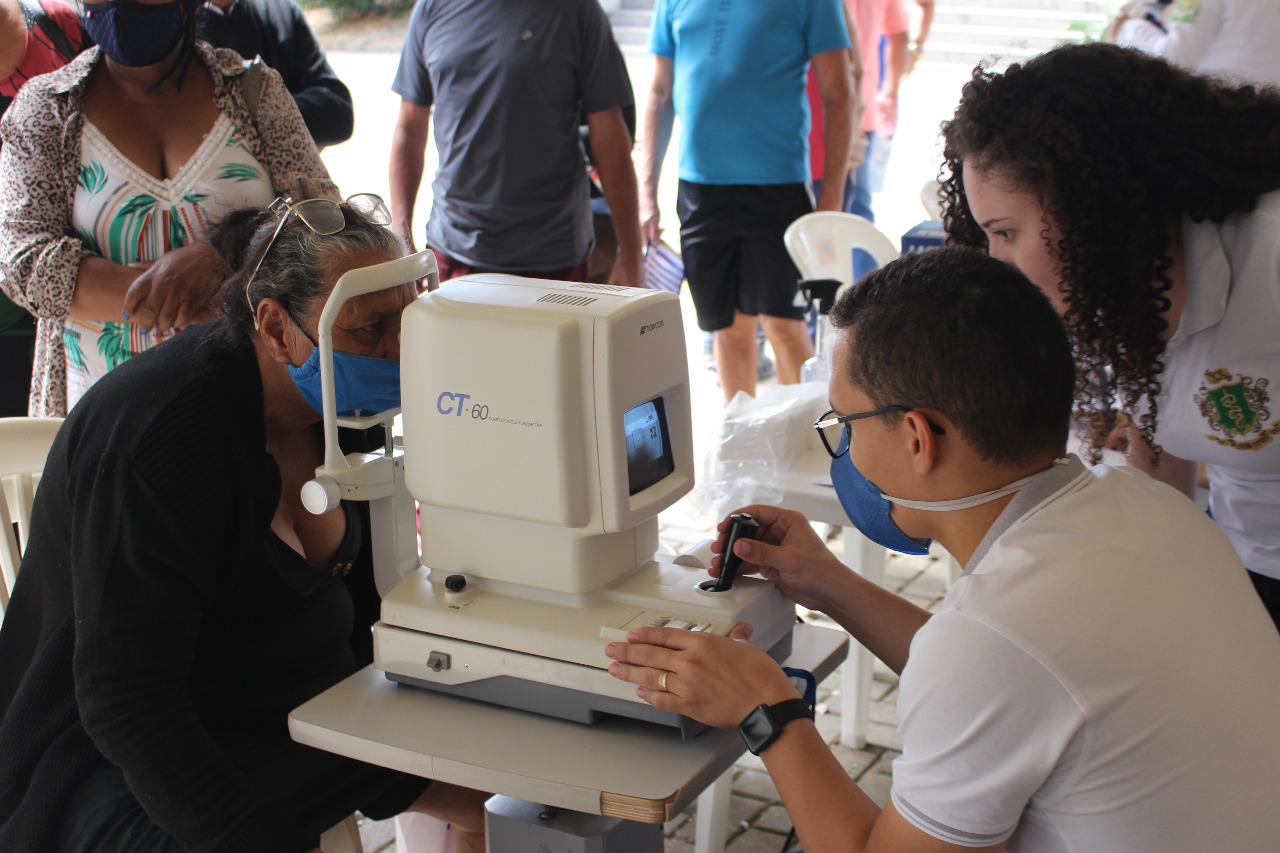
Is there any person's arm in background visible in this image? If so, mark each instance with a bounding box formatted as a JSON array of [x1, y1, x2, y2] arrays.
[[586, 106, 645, 287], [639, 56, 674, 247], [235, 60, 338, 199], [812, 48, 854, 213], [879, 29, 909, 134], [843, 4, 868, 170], [906, 0, 935, 73], [388, 99, 431, 253]]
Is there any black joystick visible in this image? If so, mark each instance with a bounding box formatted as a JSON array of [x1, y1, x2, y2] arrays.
[[711, 513, 759, 591]]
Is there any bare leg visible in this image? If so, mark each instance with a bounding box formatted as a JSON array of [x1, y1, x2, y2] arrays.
[[410, 782, 490, 853], [759, 315, 814, 385], [713, 311, 760, 402]]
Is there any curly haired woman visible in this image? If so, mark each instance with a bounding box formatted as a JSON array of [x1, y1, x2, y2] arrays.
[[939, 42, 1280, 629]]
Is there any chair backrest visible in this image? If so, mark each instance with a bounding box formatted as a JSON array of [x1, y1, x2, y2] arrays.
[[783, 211, 900, 291], [0, 417, 63, 616], [920, 178, 944, 220]]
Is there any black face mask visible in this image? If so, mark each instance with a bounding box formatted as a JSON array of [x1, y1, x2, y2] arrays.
[[82, 0, 184, 68]]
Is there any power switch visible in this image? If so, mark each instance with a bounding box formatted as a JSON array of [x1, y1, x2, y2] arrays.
[[427, 652, 451, 672]]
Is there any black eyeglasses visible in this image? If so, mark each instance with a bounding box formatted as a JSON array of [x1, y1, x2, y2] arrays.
[[243, 193, 391, 319], [814, 406, 947, 459]]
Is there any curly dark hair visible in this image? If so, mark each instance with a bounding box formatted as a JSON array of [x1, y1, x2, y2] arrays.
[[938, 42, 1280, 459]]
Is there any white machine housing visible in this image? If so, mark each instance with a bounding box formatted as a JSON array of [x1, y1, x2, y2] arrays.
[[401, 275, 694, 593], [372, 276, 796, 737]]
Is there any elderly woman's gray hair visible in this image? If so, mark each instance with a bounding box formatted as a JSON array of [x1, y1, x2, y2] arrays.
[[212, 189, 404, 334]]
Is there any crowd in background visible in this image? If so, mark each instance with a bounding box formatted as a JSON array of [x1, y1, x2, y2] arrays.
[[1, 0, 1279, 851]]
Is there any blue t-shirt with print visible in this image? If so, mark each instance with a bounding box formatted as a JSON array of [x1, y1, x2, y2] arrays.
[[649, 0, 850, 185]]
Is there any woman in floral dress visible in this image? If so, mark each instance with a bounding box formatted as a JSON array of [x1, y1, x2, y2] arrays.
[[0, 0, 333, 416]]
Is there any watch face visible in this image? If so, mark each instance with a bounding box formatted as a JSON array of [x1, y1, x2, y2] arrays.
[[740, 705, 776, 755]]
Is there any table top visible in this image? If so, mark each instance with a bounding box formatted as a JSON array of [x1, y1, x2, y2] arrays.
[[781, 448, 847, 528], [290, 623, 848, 823]]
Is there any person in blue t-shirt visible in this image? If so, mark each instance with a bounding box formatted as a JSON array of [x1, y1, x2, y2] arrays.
[[641, 0, 855, 402]]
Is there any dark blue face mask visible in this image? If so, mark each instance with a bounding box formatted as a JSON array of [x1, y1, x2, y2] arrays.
[[286, 315, 401, 417], [83, 0, 184, 68]]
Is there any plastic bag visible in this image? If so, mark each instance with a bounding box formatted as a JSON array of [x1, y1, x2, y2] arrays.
[[688, 382, 829, 524]]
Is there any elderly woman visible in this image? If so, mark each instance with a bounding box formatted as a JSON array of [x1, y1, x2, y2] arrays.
[[938, 42, 1280, 629], [0, 0, 330, 417], [0, 192, 488, 853]]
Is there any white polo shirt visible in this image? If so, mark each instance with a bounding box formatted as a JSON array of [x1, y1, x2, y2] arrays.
[[891, 457, 1280, 851], [1154, 189, 1280, 579]]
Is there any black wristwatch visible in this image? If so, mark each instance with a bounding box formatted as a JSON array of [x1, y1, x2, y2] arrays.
[[738, 698, 814, 756]]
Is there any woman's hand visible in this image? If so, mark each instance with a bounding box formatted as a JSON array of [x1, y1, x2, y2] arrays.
[[606, 624, 800, 729], [709, 504, 851, 614], [123, 243, 229, 331]]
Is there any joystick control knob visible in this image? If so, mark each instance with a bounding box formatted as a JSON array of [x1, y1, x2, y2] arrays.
[[711, 513, 760, 592]]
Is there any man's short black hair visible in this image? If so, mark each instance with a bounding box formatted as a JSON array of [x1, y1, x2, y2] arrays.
[[829, 247, 1074, 466]]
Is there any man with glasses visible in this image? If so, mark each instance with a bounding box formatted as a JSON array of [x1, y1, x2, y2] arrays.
[[606, 247, 1280, 852]]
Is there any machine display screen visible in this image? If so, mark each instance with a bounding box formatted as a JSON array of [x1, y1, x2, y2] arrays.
[[624, 398, 675, 495]]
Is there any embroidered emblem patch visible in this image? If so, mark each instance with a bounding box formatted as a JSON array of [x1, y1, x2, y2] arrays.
[[1167, 0, 1204, 25], [1196, 368, 1279, 450]]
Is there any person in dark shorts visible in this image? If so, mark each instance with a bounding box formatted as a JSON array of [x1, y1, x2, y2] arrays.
[[642, 0, 855, 401]]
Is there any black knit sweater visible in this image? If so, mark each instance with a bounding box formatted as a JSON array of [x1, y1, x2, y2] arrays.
[[0, 323, 424, 852], [197, 0, 354, 148]]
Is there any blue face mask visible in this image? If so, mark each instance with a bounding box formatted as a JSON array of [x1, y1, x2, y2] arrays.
[[830, 451, 932, 556], [286, 324, 401, 417], [830, 432, 1064, 556], [83, 0, 184, 68]]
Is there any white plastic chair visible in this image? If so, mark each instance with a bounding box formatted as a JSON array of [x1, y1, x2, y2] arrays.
[[919, 178, 944, 220], [783, 211, 900, 290], [0, 417, 62, 617]]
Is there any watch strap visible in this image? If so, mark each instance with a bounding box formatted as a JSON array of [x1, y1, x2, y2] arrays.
[[739, 698, 815, 756]]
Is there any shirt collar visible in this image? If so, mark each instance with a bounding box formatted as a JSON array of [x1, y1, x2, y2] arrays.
[[45, 46, 100, 95], [963, 454, 1090, 572]]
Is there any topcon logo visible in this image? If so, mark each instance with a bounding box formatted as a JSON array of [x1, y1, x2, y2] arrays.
[[640, 320, 664, 335]]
